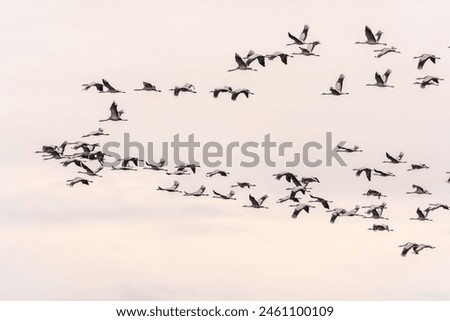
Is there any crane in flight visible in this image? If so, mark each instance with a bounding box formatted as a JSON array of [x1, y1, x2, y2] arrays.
[[355, 26, 386, 45], [169, 83, 196, 96], [374, 46, 400, 58], [228, 53, 257, 72], [406, 185, 431, 195], [134, 81, 161, 92], [99, 101, 127, 122], [286, 24, 310, 46], [413, 54, 440, 70], [322, 74, 349, 96], [243, 194, 269, 209], [212, 190, 236, 200], [157, 181, 182, 193], [366, 69, 393, 88]]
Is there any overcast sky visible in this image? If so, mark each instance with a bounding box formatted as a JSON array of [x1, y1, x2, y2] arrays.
[[0, 0, 449, 300]]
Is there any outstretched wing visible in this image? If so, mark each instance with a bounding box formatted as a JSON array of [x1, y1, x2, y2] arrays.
[[235, 53, 246, 68], [258, 194, 269, 205], [249, 194, 259, 207], [299, 24, 309, 41], [110, 101, 119, 118], [335, 74, 345, 92], [102, 79, 116, 91]]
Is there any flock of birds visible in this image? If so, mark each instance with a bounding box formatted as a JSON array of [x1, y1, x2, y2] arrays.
[[36, 25, 449, 257]]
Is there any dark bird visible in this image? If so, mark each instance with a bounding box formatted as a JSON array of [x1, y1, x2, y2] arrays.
[[337, 145, 362, 153], [157, 180, 182, 193], [134, 81, 161, 92], [374, 46, 401, 58], [373, 169, 395, 177], [244, 50, 266, 67], [355, 26, 386, 45], [231, 182, 256, 189], [292, 41, 321, 57], [406, 185, 431, 195], [383, 152, 405, 164], [184, 185, 209, 197], [289, 203, 315, 219], [410, 208, 433, 221], [243, 194, 269, 209], [169, 83, 196, 96], [231, 88, 254, 101], [101, 79, 125, 93], [399, 242, 418, 257], [266, 51, 293, 64], [82, 128, 109, 138], [212, 190, 236, 200], [228, 53, 257, 72], [363, 189, 386, 199], [286, 25, 310, 46], [309, 194, 332, 209], [413, 54, 440, 70], [407, 163, 429, 171], [210, 86, 232, 98], [78, 163, 103, 177], [82, 82, 104, 92], [368, 224, 393, 232], [353, 167, 372, 181], [366, 69, 393, 88], [322, 74, 349, 96], [144, 158, 167, 171], [99, 101, 127, 122], [66, 177, 93, 187], [206, 169, 229, 177]]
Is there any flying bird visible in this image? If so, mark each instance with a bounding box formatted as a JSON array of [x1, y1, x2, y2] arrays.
[[157, 181, 182, 192], [210, 86, 232, 98], [99, 101, 127, 122], [289, 203, 315, 219], [337, 145, 362, 153], [308, 194, 332, 209], [206, 169, 229, 177], [231, 182, 256, 189], [406, 185, 431, 195], [322, 74, 349, 96], [407, 163, 429, 171], [410, 208, 433, 221], [413, 54, 440, 70], [212, 190, 236, 200], [243, 194, 269, 209], [266, 51, 293, 64], [292, 41, 321, 57], [286, 25, 310, 46], [363, 189, 386, 199], [101, 79, 125, 93], [169, 83, 196, 96], [231, 88, 254, 101], [144, 158, 167, 171], [228, 53, 257, 72], [134, 81, 161, 92], [383, 152, 405, 164], [374, 46, 400, 58], [373, 169, 395, 177], [66, 177, 93, 187], [368, 224, 393, 232], [244, 50, 266, 67], [78, 163, 103, 177], [82, 82, 104, 92], [81, 128, 109, 138], [353, 167, 372, 181], [355, 26, 386, 45], [366, 69, 393, 88], [184, 185, 209, 197]]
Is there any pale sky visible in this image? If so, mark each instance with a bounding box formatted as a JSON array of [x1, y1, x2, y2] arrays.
[[0, 0, 449, 300]]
